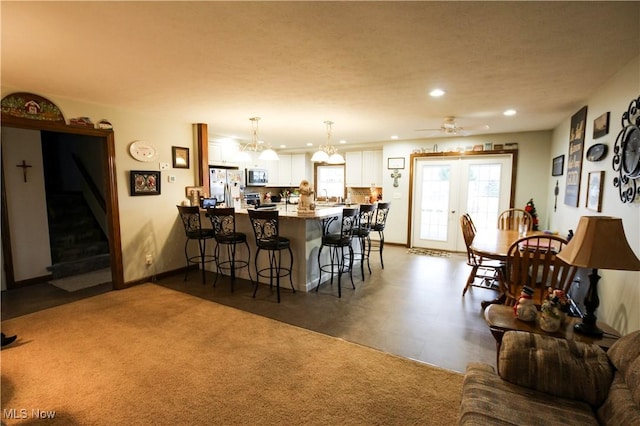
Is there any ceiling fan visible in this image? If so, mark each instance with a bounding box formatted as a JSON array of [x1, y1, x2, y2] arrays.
[[415, 117, 489, 135]]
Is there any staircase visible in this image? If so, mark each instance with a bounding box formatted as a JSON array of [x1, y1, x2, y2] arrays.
[[46, 192, 110, 279]]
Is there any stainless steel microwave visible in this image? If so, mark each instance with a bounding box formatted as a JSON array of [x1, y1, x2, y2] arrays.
[[246, 169, 268, 186]]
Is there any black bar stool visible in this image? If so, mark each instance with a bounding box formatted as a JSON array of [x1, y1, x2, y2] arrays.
[[206, 207, 253, 292], [316, 208, 358, 298], [372, 202, 391, 269], [248, 209, 295, 303], [176, 205, 216, 284], [352, 204, 376, 280]]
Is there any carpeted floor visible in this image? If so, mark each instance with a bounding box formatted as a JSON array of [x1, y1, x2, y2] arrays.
[[1, 284, 463, 425]]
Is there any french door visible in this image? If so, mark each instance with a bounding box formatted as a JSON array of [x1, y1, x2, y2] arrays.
[[411, 154, 513, 251]]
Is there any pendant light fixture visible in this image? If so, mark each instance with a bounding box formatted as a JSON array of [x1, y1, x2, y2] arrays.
[[236, 117, 279, 162], [311, 120, 345, 164]]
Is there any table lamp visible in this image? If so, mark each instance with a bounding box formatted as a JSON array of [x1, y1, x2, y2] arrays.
[[557, 216, 640, 336]]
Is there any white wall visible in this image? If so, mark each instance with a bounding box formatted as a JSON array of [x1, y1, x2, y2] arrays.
[[382, 131, 552, 245], [548, 55, 640, 335], [1, 127, 52, 281]]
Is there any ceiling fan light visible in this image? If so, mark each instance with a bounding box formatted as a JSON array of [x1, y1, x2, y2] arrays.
[[311, 149, 330, 162], [328, 153, 345, 164], [258, 148, 279, 161]]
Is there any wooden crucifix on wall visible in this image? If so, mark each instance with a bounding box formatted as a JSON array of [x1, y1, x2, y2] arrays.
[[16, 160, 32, 183]]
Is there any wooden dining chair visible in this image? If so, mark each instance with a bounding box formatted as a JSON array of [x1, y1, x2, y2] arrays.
[[460, 214, 505, 296], [504, 234, 577, 306], [497, 208, 533, 231]]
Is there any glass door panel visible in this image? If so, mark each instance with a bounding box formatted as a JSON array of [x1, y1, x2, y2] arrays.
[[412, 159, 459, 251], [412, 155, 513, 252]]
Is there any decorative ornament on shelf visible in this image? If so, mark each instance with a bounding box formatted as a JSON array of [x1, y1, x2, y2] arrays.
[[539, 287, 571, 332], [612, 94, 640, 203], [514, 286, 537, 322], [524, 198, 539, 231], [311, 121, 345, 164]]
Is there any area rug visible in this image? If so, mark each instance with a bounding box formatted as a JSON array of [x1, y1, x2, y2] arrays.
[[49, 268, 111, 292], [1, 284, 463, 425], [407, 247, 452, 257]]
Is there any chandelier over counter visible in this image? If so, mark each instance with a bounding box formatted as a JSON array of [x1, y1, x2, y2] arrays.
[[236, 117, 279, 162], [311, 120, 345, 164]]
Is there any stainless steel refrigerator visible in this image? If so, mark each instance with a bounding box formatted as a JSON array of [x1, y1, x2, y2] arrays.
[[209, 166, 244, 207]]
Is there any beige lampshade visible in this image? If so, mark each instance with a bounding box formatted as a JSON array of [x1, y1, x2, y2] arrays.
[[557, 216, 640, 271]]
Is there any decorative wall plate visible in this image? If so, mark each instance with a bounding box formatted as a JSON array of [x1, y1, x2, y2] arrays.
[[586, 143, 608, 162], [129, 140, 158, 162]]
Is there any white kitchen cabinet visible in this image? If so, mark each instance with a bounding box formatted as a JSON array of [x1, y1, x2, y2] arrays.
[[346, 150, 382, 187], [345, 152, 363, 187], [277, 154, 291, 186], [362, 150, 382, 186], [208, 141, 239, 167], [277, 154, 308, 186]]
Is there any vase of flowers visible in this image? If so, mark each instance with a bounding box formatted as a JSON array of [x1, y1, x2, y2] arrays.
[[539, 288, 570, 332]]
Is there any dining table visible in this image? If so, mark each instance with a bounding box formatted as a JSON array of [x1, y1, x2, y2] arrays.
[[470, 228, 544, 307]]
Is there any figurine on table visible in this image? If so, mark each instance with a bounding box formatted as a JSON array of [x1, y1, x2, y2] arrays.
[[298, 179, 315, 211]]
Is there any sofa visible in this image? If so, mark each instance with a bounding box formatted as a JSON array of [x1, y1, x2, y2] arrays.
[[459, 330, 640, 425]]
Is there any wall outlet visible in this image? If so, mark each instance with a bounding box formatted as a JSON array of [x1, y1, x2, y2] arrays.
[[159, 162, 170, 170], [168, 175, 176, 183], [145, 254, 153, 265]]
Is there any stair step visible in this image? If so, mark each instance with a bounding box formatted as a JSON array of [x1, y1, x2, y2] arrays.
[[46, 191, 108, 266], [52, 241, 109, 263], [48, 253, 111, 279]]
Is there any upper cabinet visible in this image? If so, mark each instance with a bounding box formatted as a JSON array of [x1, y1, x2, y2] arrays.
[[346, 150, 382, 187], [277, 154, 308, 187], [209, 141, 239, 166]]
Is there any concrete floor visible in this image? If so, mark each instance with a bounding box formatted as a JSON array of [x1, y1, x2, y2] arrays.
[[1, 245, 498, 373]]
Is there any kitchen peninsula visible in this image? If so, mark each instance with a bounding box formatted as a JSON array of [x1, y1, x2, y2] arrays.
[[203, 205, 348, 292]]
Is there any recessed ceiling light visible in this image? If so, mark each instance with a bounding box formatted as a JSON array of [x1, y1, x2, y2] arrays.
[[306, 142, 313, 147], [339, 140, 346, 144], [504, 109, 517, 116], [429, 88, 446, 97], [279, 144, 287, 148], [391, 135, 399, 140]]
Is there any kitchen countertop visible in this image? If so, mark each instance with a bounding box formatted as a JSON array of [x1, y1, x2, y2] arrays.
[[236, 205, 345, 219]]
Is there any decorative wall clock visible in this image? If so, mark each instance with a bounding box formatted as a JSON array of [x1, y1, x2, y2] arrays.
[[129, 140, 158, 162], [612, 95, 640, 203]]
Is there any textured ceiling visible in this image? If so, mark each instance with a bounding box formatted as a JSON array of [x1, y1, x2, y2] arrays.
[[2, 1, 639, 149]]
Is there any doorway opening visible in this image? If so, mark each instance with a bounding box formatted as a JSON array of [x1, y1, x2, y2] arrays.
[[1, 114, 123, 292]]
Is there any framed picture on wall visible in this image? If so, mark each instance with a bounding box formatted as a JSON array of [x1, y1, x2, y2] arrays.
[[172, 146, 189, 169], [130, 170, 161, 196], [564, 105, 588, 207], [586, 171, 604, 212], [593, 112, 610, 139], [552, 155, 564, 176], [387, 157, 405, 169]]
